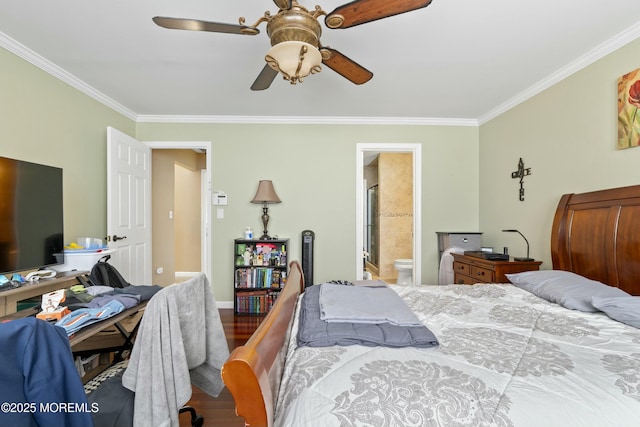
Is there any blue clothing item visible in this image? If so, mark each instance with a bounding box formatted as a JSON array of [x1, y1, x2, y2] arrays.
[[55, 299, 125, 336], [87, 294, 140, 310], [0, 317, 94, 427]]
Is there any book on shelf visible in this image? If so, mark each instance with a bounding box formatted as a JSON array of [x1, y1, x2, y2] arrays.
[[234, 267, 286, 289], [235, 289, 278, 314]]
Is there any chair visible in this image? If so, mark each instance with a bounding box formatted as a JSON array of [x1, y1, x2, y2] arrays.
[[87, 273, 229, 427], [85, 361, 203, 427]]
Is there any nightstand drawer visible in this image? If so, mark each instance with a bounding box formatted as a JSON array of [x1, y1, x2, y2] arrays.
[[454, 273, 477, 285], [453, 262, 470, 276], [470, 266, 495, 282]]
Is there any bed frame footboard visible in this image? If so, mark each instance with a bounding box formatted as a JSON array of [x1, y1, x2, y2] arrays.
[[221, 260, 304, 427]]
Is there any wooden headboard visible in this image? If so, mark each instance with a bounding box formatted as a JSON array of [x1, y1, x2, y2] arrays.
[[551, 184, 640, 296]]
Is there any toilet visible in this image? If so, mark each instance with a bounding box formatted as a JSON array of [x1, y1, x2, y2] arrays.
[[394, 259, 413, 285]]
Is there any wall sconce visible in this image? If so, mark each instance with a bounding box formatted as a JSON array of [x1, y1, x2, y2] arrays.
[[251, 180, 281, 239], [502, 229, 534, 261]]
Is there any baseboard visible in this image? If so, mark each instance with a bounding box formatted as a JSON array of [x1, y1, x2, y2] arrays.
[[175, 271, 200, 278]]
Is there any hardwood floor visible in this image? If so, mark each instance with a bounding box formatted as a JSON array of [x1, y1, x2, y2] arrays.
[[179, 309, 263, 427]]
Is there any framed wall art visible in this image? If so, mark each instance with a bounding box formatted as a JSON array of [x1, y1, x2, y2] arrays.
[[618, 67, 640, 150]]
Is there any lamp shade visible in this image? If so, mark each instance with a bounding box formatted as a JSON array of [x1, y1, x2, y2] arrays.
[[251, 180, 281, 204], [266, 41, 322, 84]]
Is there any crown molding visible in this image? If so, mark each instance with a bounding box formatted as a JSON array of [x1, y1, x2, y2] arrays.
[[478, 21, 640, 125], [135, 114, 478, 126], [0, 31, 137, 121]]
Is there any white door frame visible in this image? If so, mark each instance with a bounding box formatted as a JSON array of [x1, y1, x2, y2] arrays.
[[355, 143, 422, 284], [144, 141, 213, 283]]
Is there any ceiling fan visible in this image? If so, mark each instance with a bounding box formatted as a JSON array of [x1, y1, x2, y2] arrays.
[[153, 0, 433, 90]]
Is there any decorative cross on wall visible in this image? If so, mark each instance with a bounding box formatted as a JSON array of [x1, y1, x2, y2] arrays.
[[511, 158, 531, 201]]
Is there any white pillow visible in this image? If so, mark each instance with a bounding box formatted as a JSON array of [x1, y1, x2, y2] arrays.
[[506, 270, 630, 312], [591, 296, 640, 328]]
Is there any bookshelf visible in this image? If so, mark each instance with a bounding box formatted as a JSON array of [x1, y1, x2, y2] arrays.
[[234, 238, 288, 315]]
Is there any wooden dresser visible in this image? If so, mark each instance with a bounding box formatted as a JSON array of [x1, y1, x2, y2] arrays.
[[452, 253, 542, 284]]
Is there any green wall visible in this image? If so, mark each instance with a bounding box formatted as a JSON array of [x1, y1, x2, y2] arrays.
[[4, 32, 639, 302], [1, 44, 480, 302], [479, 37, 640, 270], [136, 123, 479, 301], [0, 48, 135, 244]]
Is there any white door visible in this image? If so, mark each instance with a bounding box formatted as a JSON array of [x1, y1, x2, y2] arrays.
[[106, 127, 152, 285]]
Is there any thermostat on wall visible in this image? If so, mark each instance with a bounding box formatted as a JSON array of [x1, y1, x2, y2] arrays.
[[212, 191, 228, 205]]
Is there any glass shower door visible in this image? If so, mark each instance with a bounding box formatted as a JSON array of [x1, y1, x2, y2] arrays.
[[366, 185, 379, 267]]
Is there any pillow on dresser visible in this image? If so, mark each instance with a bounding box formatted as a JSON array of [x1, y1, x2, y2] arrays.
[[591, 296, 640, 328], [505, 270, 630, 312]]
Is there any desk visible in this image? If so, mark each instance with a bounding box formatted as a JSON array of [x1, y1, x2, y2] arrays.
[[69, 301, 147, 347], [1, 299, 146, 355], [66, 301, 146, 382], [1, 299, 147, 381], [0, 271, 87, 316]]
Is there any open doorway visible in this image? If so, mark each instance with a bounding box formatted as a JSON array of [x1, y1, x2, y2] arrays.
[[356, 143, 422, 284], [145, 141, 212, 286], [173, 160, 204, 282]]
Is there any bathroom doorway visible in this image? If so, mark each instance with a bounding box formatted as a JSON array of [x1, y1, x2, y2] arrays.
[[356, 143, 422, 284]]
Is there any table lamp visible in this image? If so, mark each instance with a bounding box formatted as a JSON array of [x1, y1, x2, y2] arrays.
[[502, 229, 534, 261], [251, 180, 281, 239]]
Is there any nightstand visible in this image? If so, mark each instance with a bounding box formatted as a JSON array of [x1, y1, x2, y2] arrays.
[[452, 253, 542, 284]]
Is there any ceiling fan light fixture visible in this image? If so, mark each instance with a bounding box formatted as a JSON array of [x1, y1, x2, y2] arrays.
[[266, 41, 322, 85]]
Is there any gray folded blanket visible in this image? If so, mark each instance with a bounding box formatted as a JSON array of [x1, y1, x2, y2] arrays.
[[297, 284, 439, 348], [319, 282, 423, 326]]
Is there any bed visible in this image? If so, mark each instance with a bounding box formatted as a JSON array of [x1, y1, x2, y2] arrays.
[[222, 185, 640, 427]]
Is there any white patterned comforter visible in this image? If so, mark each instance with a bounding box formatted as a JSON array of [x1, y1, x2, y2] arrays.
[[274, 284, 640, 427]]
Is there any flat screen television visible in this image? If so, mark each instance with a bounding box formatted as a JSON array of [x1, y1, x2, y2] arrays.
[[0, 156, 64, 274]]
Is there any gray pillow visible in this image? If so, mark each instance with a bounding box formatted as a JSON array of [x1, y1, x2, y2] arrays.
[[505, 270, 630, 312], [591, 296, 640, 328]]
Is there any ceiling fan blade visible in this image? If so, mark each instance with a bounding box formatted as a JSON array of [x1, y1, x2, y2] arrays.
[[152, 16, 259, 35], [325, 0, 432, 29], [273, 0, 293, 10], [321, 48, 373, 85], [251, 65, 279, 91]]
